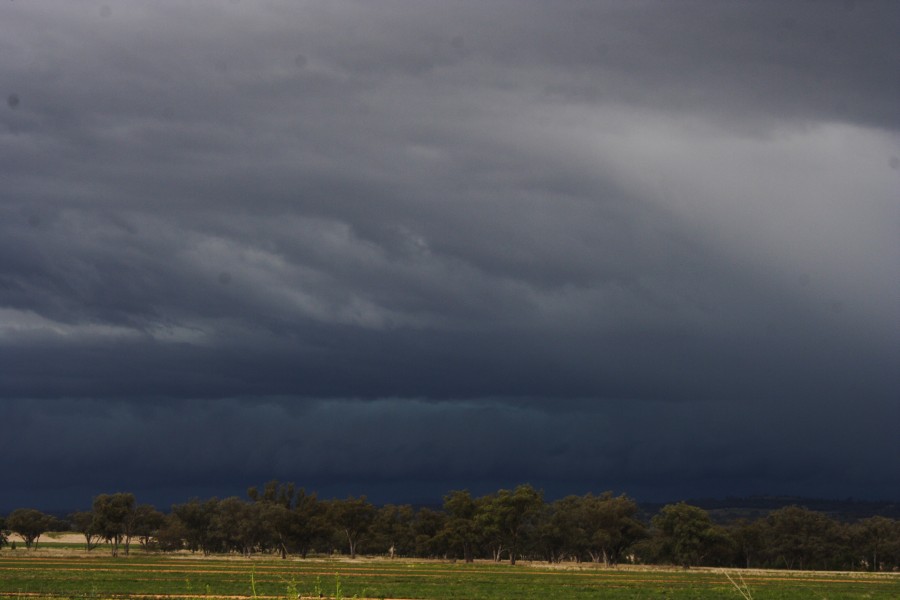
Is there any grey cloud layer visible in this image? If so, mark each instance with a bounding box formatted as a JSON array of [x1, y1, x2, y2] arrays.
[[1, 1, 898, 503]]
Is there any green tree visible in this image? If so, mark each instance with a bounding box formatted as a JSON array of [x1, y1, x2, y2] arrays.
[[536, 497, 577, 563], [248, 480, 296, 507], [579, 492, 646, 566], [209, 497, 264, 556], [438, 490, 479, 563], [763, 505, 840, 570], [327, 496, 376, 559], [6, 508, 54, 549], [171, 497, 219, 555], [651, 502, 727, 568], [155, 512, 190, 552], [0, 515, 8, 549], [92, 493, 137, 557], [475, 492, 505, 562], [132, 504, 165, 549], [288, 489, 328, 558], [476, 484, 544, 565], [729, 518, 766, 569], [248, 481, 298, 558], [371, 504, 415, 557], [70, 511, 103, 551], [412, 507, 447, 558], [852, 516, 898, 571]]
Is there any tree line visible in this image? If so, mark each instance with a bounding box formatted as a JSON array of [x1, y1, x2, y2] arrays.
[[2, 482, 899, 571]]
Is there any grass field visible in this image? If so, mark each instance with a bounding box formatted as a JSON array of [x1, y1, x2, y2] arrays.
[[1, 550, 899, 600]]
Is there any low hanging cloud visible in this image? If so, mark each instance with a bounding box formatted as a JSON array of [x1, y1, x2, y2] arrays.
[[1, 1, 898, 508], [3, 397, 898, 511]]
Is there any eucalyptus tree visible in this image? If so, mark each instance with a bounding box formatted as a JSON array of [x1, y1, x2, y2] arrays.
[[438, 490, 479, 563], [763, 505, 842, 570], [171, 497, 220, 555], [210, 496, 265, 556], [370, 504, 415, 557], [580, 492, 647, 566], [327, 496, 376, 559], [290, 489, 328, 558], [132, 504, 165, 549], [155, 511, 192, 551], [412, 507, 447, 558], [70, 510, 103, 551], [6, 508, 55, 550], [853, 516, 900, 571], [92, 493, 137, 557], [248, 480, 297, 558], [537, 497, 580, 563], [728, 518, 766, 569], [651, 502, 729, 568], [476, 484, 545, 565], [248, 480, 296, 507]]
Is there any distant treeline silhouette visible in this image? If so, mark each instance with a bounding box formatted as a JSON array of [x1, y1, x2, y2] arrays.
[[1, 482, 898, 571]]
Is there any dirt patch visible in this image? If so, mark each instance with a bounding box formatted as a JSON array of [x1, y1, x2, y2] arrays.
[[6, 532, 85, 545]]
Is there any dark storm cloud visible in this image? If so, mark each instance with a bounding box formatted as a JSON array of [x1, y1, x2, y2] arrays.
[[1, 1, 898, 506], [3, 397, 898, 510]]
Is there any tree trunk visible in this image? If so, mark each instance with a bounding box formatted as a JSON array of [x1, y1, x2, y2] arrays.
[[83, 533, 100, 552], [347, 530, 357, 559]]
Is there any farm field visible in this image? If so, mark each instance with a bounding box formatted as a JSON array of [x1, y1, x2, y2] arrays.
[[1, 552, 899, 600]]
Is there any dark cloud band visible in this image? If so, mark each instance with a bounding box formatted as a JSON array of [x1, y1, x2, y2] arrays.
[[1, 1, 897, 508]]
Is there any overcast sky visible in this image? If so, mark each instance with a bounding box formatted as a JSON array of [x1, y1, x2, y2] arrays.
[[2, 0, 898, 512]]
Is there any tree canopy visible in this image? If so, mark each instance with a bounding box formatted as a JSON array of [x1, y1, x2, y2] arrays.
[[6, 508, 55, 549], [5, 483, 899, 571]]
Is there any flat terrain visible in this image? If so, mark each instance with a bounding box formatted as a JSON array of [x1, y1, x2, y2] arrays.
[[1, 550, 899, 600]]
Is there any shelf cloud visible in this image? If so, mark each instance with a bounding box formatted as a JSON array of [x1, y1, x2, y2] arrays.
[[1, 0, 898, 509]]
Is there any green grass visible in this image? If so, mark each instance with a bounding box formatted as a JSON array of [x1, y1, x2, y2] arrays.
[[1, 552, 898, 599]]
